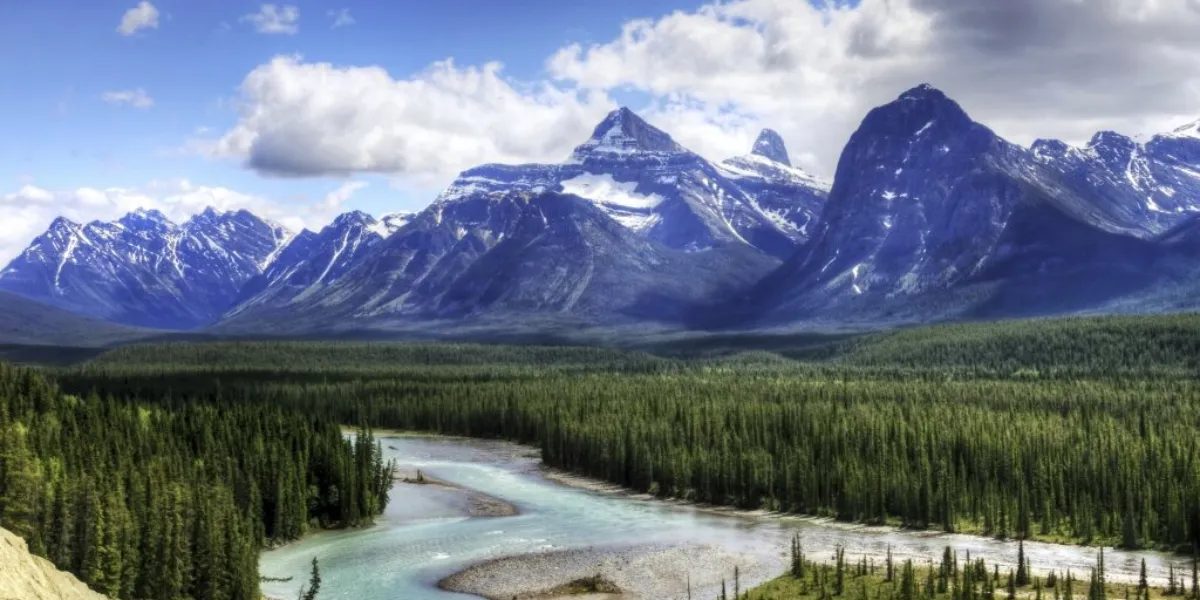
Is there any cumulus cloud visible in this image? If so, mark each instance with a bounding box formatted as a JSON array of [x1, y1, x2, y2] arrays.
[[117, 1, 159, 36], [203, 0, 1200, 183], [328, 8, 355, 28], [102, 89, 154, 109], [200, 55, 615, 181], [547, 0, 1200, 174], [0, 179, 369, 265], [241, 4, 300, 35]]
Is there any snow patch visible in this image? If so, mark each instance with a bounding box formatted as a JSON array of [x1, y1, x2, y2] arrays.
[[559, 173, 664, 210]]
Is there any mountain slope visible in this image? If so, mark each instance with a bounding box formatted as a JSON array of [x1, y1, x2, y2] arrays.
[[0, 208, 291, 329], [737, 84, 1165, 325], [436, 192, 776, 321], [0, 290, 152, 346]]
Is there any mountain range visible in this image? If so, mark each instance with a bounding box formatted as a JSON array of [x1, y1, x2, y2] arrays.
[[2, 85, 1198, 339]]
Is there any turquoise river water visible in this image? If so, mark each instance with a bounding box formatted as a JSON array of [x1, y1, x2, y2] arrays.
[[260, 435, 1186, 600]]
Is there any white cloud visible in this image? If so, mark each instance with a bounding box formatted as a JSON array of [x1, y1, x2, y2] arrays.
[[241, 4, 300, 35], [117, 1, 159, 36], [328, 8, 355, 28], [0, 179, 368, 265], [546, 0, 1200, 175], [201, 55, 615, 181], [319, 180, 368, 212], [102, 89, 154, 109], [203, 0, 1200, 184]]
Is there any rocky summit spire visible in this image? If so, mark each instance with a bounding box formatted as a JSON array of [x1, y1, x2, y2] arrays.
[[751, 129, 791, 166], [570, 107, 685, 161]]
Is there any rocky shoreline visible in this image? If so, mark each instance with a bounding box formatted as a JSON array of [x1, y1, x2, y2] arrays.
[[438, 543, 776, 600]]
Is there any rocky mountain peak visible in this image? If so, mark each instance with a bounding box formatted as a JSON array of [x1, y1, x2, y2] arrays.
[[751, 129, 791, 166]]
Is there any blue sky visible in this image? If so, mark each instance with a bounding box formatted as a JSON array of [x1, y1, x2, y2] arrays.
[[2, 0, 1198, 263]]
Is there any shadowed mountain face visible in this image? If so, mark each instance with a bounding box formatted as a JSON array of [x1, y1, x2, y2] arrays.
[[733, 85, 1172, 326], [0, 290, 151, 346], [0, 208, 291, 329]]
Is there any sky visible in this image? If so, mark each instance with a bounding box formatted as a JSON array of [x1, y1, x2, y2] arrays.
[[2, 0, 1200, 263]]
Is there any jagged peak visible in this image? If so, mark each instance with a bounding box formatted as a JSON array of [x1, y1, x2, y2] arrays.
[[751, 129, 791, 166], [859, 83, 973, 139], [118, 208, 174, 228], [1031, 138, 1070, 153], [330, 210, 377, 228], [1088, 130, 1135, 149], [898, 83, 947, 102], [569, 106, 685, 160], [47, 216, 82, 232]]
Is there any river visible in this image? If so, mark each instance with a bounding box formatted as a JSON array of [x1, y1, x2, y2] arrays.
[[260, 435, 1188, 600]]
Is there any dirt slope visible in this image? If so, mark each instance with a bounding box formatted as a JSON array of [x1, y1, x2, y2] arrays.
[[0, 527, 110, 600]]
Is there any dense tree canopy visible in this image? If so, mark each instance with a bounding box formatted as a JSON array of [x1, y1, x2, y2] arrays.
[[56, 313, 1200, 552], [0, 362, 393, 600]]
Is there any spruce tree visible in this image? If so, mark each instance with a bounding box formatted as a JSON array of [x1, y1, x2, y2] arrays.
[[1017, 541, 1030, 587]]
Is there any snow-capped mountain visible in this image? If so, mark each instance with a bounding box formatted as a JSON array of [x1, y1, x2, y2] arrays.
[[1031, 120, 1200, 235], [718, 129, 829, 242], [0, 208, 291, 328], [9, 94, 1199, 336], [214, 108, 817, 331], [428, 107, 818, 260], [735, 84, 1165, 325]]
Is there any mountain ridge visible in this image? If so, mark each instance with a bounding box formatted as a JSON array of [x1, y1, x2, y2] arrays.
[[5, 92, 1200, 336]]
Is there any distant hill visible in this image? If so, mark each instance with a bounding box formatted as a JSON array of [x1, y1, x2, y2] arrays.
[[0, 290, 151, 347]]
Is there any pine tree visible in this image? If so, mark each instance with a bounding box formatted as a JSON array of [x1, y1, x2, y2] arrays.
[[836, 546, 846, 596], [1191, 550, 1198, 600], [1123, 490, 1141, 550], [1017, 541, 1030, 587]]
